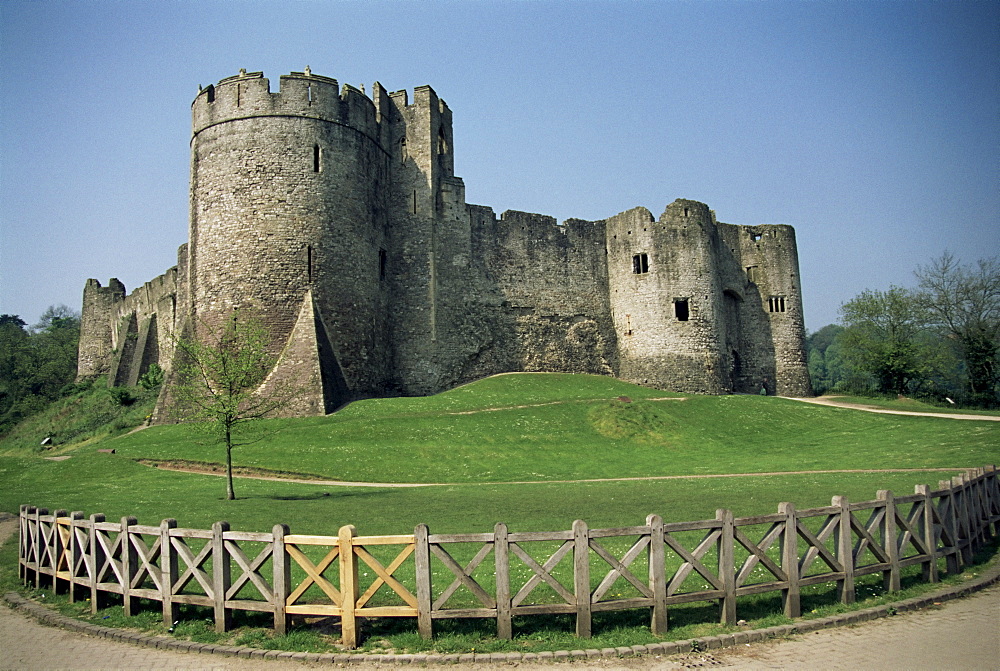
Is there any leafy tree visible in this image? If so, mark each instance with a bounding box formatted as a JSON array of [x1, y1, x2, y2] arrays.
[[838, 286, 935, 396], [0, 306, 80, 435], [806, 324, 848, 394], [173, 312, 299, 500], [915, 253, 1000, 406]]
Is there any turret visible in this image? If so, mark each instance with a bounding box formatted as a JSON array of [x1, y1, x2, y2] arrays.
[[77, 278, 126, 379], [186, 69, 392, 413]]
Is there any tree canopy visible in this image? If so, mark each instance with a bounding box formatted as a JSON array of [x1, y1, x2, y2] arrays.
[[0, 305, 81, 435], [810, 253, 999, 407]]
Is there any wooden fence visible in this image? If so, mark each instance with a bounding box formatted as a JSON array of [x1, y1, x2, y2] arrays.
[[18, 465, 1000, 648]]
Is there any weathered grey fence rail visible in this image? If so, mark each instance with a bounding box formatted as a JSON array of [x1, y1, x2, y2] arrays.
[[18, 466, 1000, 648]]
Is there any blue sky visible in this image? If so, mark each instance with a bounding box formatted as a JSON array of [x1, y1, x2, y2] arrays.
[[1, 0, 997, 332]]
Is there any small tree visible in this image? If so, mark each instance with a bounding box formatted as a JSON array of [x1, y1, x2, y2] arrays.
[[173, 312, 296, 500]]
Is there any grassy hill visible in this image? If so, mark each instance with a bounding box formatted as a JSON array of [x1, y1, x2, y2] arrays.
[[1, 373, 996, 535]]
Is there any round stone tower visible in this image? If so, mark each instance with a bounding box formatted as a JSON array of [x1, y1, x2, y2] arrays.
[[188, 70, 392, 410]]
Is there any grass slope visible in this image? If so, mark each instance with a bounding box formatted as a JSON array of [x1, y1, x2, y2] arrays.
[[1, 373, 996, 535], [93, 375, 999, 484]]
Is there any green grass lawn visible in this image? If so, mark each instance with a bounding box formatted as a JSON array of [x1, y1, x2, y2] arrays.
[[49, 375, 999, 487], [1, 373, 997, 654]]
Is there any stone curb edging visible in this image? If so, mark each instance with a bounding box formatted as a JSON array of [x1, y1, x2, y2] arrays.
[[5, 558, 999, 665]]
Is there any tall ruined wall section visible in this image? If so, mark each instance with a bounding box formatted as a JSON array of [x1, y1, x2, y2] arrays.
[[77, 244, 186, 387], [77, 278, 126, 379], [383, 86, 513, 395], [607, 201, 729, 392], [473, 209, 617, 376]]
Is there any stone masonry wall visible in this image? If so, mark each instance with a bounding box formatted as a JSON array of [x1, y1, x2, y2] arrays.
[[77, 69, 813, 421]]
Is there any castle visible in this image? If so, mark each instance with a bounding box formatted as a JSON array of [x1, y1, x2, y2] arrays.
[[76, 69, 812, 420]]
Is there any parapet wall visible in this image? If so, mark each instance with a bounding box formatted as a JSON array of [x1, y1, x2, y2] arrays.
[[192, 70, 384, 148]]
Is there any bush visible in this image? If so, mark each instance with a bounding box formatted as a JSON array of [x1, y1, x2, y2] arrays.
[[108, 387, 136, 407], [138, 364, 164, 390]]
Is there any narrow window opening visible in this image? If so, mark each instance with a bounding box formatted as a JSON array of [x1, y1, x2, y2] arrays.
[[379, 248, 387, 280], [205, 85, 215, 103], [746, 266, 759, 283], [236, 83, 241, 107], [412, 190, 417, 214], [625, 314, 633, 336], [307, 83, 313, 104], [683, 207, 689, 217], [674, 298, 689, 321], [313, 145, 321, 172], [437, 127, 448, 154], [768, 296, 786, 313], [400, 137, 407, 164], [307, 245, 314, 283], [632, 253, 649, 274]]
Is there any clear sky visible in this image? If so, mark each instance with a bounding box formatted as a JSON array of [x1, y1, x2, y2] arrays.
[[1, 0, 997, 332]]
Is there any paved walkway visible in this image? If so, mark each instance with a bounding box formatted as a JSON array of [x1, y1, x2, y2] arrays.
[[2, 516, 998, 670]]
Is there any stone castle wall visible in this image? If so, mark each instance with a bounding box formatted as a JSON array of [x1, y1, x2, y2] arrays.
[[77, 69, 812, 418]]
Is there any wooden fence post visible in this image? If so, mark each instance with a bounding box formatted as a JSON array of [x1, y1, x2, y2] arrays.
[[160, 519, 178, 626], [494, 522, 512, 640], [832, 496, 855, 604], [32, 508, 45, 589], [68, 511, 84, 603], [989, 465, 1000, 537], [972, 468, 989, 545], [52, 510, 68, 592], [89, 513, 105, 613], [339, 525, 359, 648], [877, 491, 900, 592], [953, 475, 974, 565], [272, 524, 290, 635], [121, 516, 138, 616], [212, 521, 231, 632], [938, 479, 960, 574], [717, 509, 736, 625], [914, 485, 938, 584], [573, 519, 592, 638], [18, 505, 27, 583], [779, 502, 800, 618], [647, 514, 667, 635], [414, 524, 433, 640]]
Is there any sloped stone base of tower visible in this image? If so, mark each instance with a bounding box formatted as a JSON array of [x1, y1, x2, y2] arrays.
[[257, 290, 351, 417]]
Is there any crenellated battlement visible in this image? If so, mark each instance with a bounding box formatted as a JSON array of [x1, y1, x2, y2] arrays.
[[191, 69, 381, 140]]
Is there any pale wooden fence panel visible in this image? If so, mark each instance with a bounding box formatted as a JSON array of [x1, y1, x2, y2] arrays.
[[18, 465, 1000, 649]]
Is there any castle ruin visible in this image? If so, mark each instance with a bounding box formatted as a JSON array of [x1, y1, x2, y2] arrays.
[[77, 69, 812, 419]]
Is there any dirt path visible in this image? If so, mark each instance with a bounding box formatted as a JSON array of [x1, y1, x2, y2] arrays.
[[146, 462, 972, 489], [784, 395, 1000, 421]]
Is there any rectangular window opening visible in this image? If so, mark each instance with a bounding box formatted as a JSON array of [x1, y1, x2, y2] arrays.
[[768, 296, 786, 313], [632, 253, 649, 274], [379, 248, 387, 280], [674, 298, 689, 322], [746, 266, 759, 283], [313, 145, 321, 172]]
